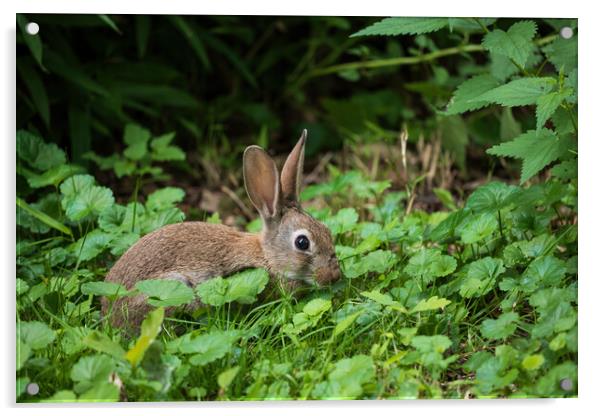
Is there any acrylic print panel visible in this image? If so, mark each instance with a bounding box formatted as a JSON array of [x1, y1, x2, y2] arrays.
[[16, 14, 577, 402]]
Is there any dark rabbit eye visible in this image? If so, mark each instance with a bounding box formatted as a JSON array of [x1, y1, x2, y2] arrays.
[[295, 235, 310, 251]]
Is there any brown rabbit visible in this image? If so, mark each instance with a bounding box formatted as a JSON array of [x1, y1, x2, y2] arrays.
[[101, 130, 341, 329]]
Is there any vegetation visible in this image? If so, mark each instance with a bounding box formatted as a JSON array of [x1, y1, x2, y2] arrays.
[[16, 15, 577, 401]]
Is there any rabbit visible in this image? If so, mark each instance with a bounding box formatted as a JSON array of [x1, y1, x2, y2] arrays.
[[101, 130, 341, 330]]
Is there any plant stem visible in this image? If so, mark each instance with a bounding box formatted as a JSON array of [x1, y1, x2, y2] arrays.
[[131, 174, 141, 232], [497, 210, 505, 242]]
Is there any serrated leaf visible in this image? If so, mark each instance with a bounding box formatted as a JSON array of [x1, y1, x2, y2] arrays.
[[361, 290, 406, 312], [482, 21, 537, 67], [543, 35, 577, 73], [351, 17, 448, 37], [536, 89, 573, 133], [135, 279, 195, 307], [472, 77, 556, 107], [169, 330, 241, 366], [64, 185, 115, 221], [480, 312, 519, 340], [312, 355, 375, 399], [445, 75, 500, 115], [487, 129, 573, 183], [550, 159, 577, 180], [70, 229, 113, 262]]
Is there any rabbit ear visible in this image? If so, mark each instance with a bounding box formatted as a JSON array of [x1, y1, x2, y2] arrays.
[[243, 145, 281, 220], [280, 129, 307, 202]]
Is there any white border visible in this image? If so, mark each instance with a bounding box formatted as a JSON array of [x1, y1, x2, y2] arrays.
[[3, 1, 600, 415]]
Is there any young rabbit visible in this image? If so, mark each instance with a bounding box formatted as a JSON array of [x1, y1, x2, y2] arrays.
[[102, 130, 341, 329]]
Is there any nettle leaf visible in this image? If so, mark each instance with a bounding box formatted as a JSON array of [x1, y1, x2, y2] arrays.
[[325, 207, 359, 235], [536, 89, 573, 133], [480, 312, 519, 340], [404, 248, 456, 286], [487, 129, 574, 184], [444, 74, 500, 115], [146, 187, 186, 211], [80, 281, 129, 298], [135, 279, 195, 307], [465, 181, 520, 212], [351, 17, 448, 37], [17, 130, 66, 171], [312, 355, 375, 400], [472, 77, 556, 107], [482, 20, 537, 68], [550, 159, 577, 180], [543, 35, 578, 73], [410, 296, 451, 313], [458, 212, 498, 244], [196, 268, 269, 306], [18, 321, 56, 350]]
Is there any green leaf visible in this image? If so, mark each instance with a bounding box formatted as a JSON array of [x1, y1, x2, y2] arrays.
[[312, 355, 375, 399], [522, 354, 545, 371], [460, 257, 506, 298], [303, 298, 332, 316], [465, 181, 520, 212], [17, 14, 44, 69], [217, 366, 240, 390], [351, 17, 448, 37], [482, 21, 537, 67], [64, 185, 115, 221], [71, 354, 114, 386], [150, 132, 186, 161], [332, 311, 362, 338], [80, 281, 129, 298], [146, 187, 186, 211], [361, 291, 405, 312], [480, 312, 519, 340], [135, 280, 195, 307], [126, 307, 164, 367], [521, 256, 567, 289], [168, 16, 210, 69], [71, 229, 113, 262], [17, 60, 50, 125], [27, 164, 84, 189], [410, 296, 451, 313], [325, 207, 359, 235], [18, 321, 55, 350], [404, 249, 456, 286], [97, 14, 121, 34], [550, 159, 577, 180], [17, 130, 66, 171], [536, 89, 573, 133], [173, 330, 241, 366], [472, 77, 556, 107], [411, 335, 452, 354], [83, 331, 126, 359], [444, 74, 500, 115], [543, 35, 577, 73], [196, 269, 269, 306], [458, 212, 497, 244], [16, 197, 72, 237], [487, 129, 573, 183], [123, 124, 151, 160]]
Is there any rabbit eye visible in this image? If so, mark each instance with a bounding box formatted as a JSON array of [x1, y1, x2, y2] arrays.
[[294, 235, 310, 251]]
